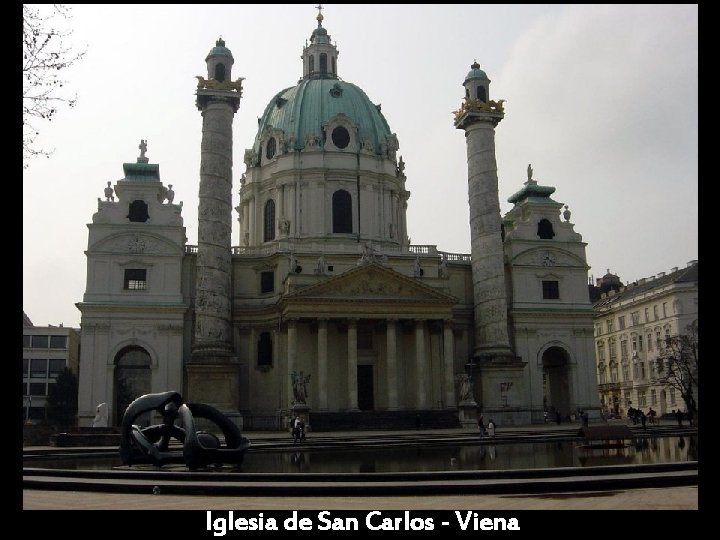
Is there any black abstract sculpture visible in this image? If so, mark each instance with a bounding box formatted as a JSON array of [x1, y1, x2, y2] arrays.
[[119, 391, 250, 469]]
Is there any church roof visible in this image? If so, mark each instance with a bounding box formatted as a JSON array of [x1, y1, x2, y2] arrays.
[[464, 61, 489, 84], [206, 37, 233, 61], [255, 79, 393, 154]]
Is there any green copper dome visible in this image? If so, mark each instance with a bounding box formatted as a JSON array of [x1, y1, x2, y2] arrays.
[[206, 37, 233, 61], [464, 61, 488, 84], [254, 78, 393, 154]]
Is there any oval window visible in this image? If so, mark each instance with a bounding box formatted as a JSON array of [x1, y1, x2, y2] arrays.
[[331, 126, 350, 149], [266, 137, 276, 160]]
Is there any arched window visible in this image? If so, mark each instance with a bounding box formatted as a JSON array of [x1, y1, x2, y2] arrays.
[[309, 55, 315, 73], [266, 137, 276, 160], [320, 53, 327, 75], [476, 86, 486, 102], [332, 190, 352, 233], [331, 56, 336, 75], [264, 199, 275, 242], [214, 63, 226, 82], [537, 218, 555, 239]]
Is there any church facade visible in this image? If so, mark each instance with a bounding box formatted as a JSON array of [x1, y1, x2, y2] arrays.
[[76, 12, 599, 429]]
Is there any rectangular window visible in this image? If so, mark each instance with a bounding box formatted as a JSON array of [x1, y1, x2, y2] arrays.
[[633, 362, 639, 379], [620, 340, 628, 358], [48, 359, 66, 379], [622, 363, 629, 382], [31, 335, 49, 348], [653, 305, 659, 320], [640, 362, 646, 379], [23, 358, 29, 376], [631, 336, 637, 352], [651, 389, 657, 406], [22, 381, 27, 395], [638, 391, 647, 408], [260, 271, 274, 294], [124, 268, 147, 290], [597, 342, 605, 361], [595, 324, 602, 336], [638, 335, 643, 352], [542, 280, 559, 299], [609, 340, 617, 359], [644, 308, 650, 323], [662, 302, 667, 318], [23, 335, 30, 348], [30, 359, 47, 378], [49, 335, 67, 349], [631, 311, 640, 326], [606, 319, 614, 333], [29, 382, 46, 396], [618, 316, 626, 330]]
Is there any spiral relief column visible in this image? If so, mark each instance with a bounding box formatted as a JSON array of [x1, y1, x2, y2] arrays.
[[186, 38, 243, 422]]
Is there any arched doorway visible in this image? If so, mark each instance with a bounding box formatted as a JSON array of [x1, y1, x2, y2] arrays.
[[114, 345, 152, 426], [542, 346, 571, 420]]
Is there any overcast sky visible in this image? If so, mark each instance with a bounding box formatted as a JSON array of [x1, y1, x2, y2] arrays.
[[23, 4, 698, 328]]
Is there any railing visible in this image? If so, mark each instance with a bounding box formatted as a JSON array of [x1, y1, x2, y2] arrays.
[[184, 243, 472, 262]]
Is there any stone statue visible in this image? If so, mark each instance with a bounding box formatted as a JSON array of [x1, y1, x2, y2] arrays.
[[104, 181, 114, 202], [139, 139, 148, 159], [316, 255, 327, 274], [291, 371, 311, 405], [412, 256, 423, 277], [166, 184, 175, 204], [439, 255, 449, 278], [456, 373, 474, 403], [527, 163, 533, 181], [92, 402, 108, 428]]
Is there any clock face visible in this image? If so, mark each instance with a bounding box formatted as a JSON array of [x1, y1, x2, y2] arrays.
[[542, 252, 556, 266]]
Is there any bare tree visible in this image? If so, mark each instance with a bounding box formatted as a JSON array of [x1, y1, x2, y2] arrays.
[[23, 4, 86, 169], [656, 320, 698, 425]]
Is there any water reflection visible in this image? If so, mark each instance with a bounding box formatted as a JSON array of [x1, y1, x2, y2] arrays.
[[26, 436, 697, 473]]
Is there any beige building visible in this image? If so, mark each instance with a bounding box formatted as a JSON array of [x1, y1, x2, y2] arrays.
[[593, 261, 698, 418], [76, 11, 599, 429], [22, 312, 81, 422]]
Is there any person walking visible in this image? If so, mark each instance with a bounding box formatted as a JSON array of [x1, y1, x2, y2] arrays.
[[487, 419, 496, 438]]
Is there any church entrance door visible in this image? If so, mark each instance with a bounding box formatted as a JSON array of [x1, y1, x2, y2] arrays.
[[357, 365, 374, 410]]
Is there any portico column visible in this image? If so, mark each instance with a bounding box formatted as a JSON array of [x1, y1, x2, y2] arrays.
[[317, 318, 328, 411], [386, 319, 399, 410], [443, 320, 456, 409], [347, 319, 359, 411], [415, 319, 428, 409], [286, 319, 298, 407]]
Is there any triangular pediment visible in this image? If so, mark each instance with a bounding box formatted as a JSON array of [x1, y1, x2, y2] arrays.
[[284, 263, 457, 304]]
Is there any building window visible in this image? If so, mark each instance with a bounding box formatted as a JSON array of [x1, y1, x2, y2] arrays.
[[29, 382, 46, 396], [606, 319, 614, 333], [631, 311, 640, 326], [331, 56, 336, 75], [331, 126, 350, 149], [266, 137, 276, 160], [638, 391, 647, 408], [128, 200, 150, 222], [638, 335, 643, 352], [260, 271, 274, 294], [320, 53, 327, 74], [655, 329, 662, 350], [633, 361, 639, 379], [653, 305, 659, 320], [670, 388, 676, 405], [618, 316, 625, 330], [332, 190, 352, 233], [264, 199, 276, 241], [214, 62, 226, 82], [631, 335, 637, 353], [31, 335, 49, 348], [598, 364, 606, 384], [644, 308, 650, 323], [537, 219, 555, 239], [647, 332, 653, 351], [662, 302, 667, 318], [595, 324, 602, 336], [640, 362, 646, 379], [609, 338, 617, 359], [30, 359, 47, 378], [610, 362, 618, 383], [542, 280, 559, 299], [620, 339, 628, 359], [257, 332, 273, 366], [23, 358, 29, 376], [23, 335, 30, 348], [48, 359, 65, 379], [124, 269, 147, 290], [49, 335, 67, 349], [621, 361, 629, 382], [309, 55, 314, 73], [597, 341, 605, 361], [664, 327, 672, 345], [651, 389, 657, 406], [476, 86, 486, 102]]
